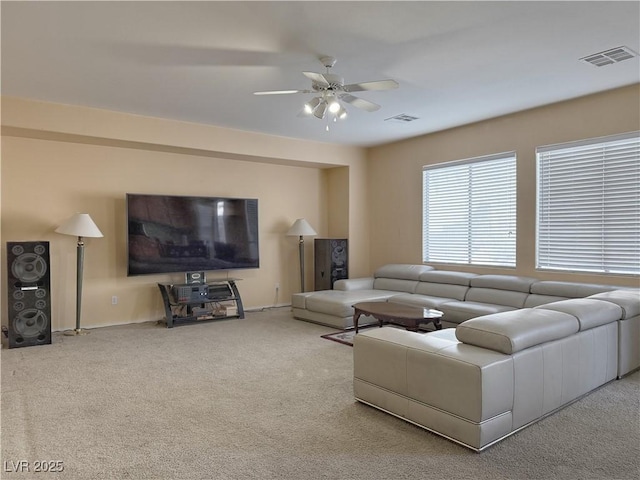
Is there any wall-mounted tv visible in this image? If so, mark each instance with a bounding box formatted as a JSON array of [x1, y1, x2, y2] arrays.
[[127, 194, 259, 276]]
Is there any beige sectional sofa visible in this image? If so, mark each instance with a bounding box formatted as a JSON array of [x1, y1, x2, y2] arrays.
[[292, 263, 639, 451], [292, 264, 634, 330]]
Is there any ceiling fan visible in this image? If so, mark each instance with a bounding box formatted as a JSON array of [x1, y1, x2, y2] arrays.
[[253, 56, 398, 122]]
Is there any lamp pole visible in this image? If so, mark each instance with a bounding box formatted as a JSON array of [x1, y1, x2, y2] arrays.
[[297, 235, 305, 292], [286, 218, 317, 293], [73, 236, 85, 334], [55, 213, 103, 336]]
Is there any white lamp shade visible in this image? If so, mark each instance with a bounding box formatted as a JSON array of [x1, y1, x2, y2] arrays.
[[286, 218, 317, 237], [55, 213, 104, 238]]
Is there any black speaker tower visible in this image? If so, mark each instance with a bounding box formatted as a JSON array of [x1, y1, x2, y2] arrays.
[[6, 241, 52, 348], [314, 238, 348, 290]]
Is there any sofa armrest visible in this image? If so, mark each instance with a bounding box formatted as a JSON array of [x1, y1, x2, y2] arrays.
[[334, 277, 374, 291]]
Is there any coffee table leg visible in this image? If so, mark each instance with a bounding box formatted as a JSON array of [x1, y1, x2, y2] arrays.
[[353, 311, 362, 334]]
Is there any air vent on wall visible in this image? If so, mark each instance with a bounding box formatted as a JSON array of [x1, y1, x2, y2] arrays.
[[385, 114, 420, 123], [580, 46, 638, 67]]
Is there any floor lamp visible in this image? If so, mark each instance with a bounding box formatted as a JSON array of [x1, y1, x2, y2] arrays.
[[286, 218, 317, 292], [55, 213, 104, 335]]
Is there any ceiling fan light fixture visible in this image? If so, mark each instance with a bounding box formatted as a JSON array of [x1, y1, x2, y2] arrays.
[[304, 97, 321, 114], [328, 97, 341, 113], [313, 100, 327, 119]]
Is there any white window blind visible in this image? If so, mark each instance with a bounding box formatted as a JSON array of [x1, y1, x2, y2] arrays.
[[536, 132, 640, 275], [422, 153, 516, 267]]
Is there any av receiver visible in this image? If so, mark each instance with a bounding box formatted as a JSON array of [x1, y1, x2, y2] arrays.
[[172, 283, 233, 303]]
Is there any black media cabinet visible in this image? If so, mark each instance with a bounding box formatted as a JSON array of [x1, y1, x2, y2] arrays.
[[157, 279, 244, 328]]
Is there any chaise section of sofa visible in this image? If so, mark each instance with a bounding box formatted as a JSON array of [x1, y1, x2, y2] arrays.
[[353, 298, 622, 451], [291, 264, 435, 329]]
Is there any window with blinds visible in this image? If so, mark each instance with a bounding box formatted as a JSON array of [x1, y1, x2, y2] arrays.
[[422, 153, 516, 267], [536, 132, 640, 275]]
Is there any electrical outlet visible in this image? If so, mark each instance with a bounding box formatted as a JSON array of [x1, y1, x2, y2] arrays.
[[111, 296, 118, 305]]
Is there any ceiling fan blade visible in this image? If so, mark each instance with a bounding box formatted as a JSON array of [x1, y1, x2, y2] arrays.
[[339, 94, 381, 112], [253, 89, 311, 95], [302, 71, 330, 86], [343, 79, 399, 92]]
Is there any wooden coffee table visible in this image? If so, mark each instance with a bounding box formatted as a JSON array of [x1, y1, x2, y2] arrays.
[[352, 301, 443, 333]]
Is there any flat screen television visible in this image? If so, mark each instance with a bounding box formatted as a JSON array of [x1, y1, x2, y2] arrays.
[[126, 193, 259, 276]]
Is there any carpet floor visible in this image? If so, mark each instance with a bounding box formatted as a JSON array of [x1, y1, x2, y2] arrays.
[[1, 307, 638, 480]]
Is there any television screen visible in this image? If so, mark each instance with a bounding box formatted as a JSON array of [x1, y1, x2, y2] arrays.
[[126, 194, 259, 276]]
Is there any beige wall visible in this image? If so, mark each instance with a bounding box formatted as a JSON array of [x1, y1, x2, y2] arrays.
[[325, 167, 349, 238], [367, 84, 640, 287], [3, 86, 638, 333], [1, 97, 368, 331]]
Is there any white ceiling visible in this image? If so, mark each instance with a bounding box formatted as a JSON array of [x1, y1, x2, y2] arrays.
[[2, 1, 639, 147]]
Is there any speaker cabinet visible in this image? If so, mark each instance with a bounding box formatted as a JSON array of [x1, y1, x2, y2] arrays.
[[6, 241, 52, 348], [314, 238, 348, 291]]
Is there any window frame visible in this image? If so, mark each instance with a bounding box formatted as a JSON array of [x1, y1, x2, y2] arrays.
[[535, 131, 640, 276], [422, 151, 517, 268]]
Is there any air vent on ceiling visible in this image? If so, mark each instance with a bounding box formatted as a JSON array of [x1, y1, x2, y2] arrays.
[[580, 46, 638, 67], [385, 114, 420, 123]]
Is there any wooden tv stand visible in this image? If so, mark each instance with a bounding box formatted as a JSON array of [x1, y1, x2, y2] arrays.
[[157, 279, 244, 328]]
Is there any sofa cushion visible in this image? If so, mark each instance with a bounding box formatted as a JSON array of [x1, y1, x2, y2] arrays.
[[588, 290, 640, 319], [387, 293, 457, 309], [374, 263, 434, 280], [373, 277, 421, 293], [415, 283, 469, 301], [456, 309, 579, 354], [418, 270, 477, 285], [465, 288, 529, 308], [356, 326, 459, 351], [406, 269, 474, 311], [438, 300, 515, 324], [524, 294, 569, 308], [470, 275, 537, 293], [415, 281, 469, 301], [535, 298, 622, 331], [291, 292, 316, 309], [530, 281, 617, 298], [304, 290, 398, 317], [334, 277, 374, 291]]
